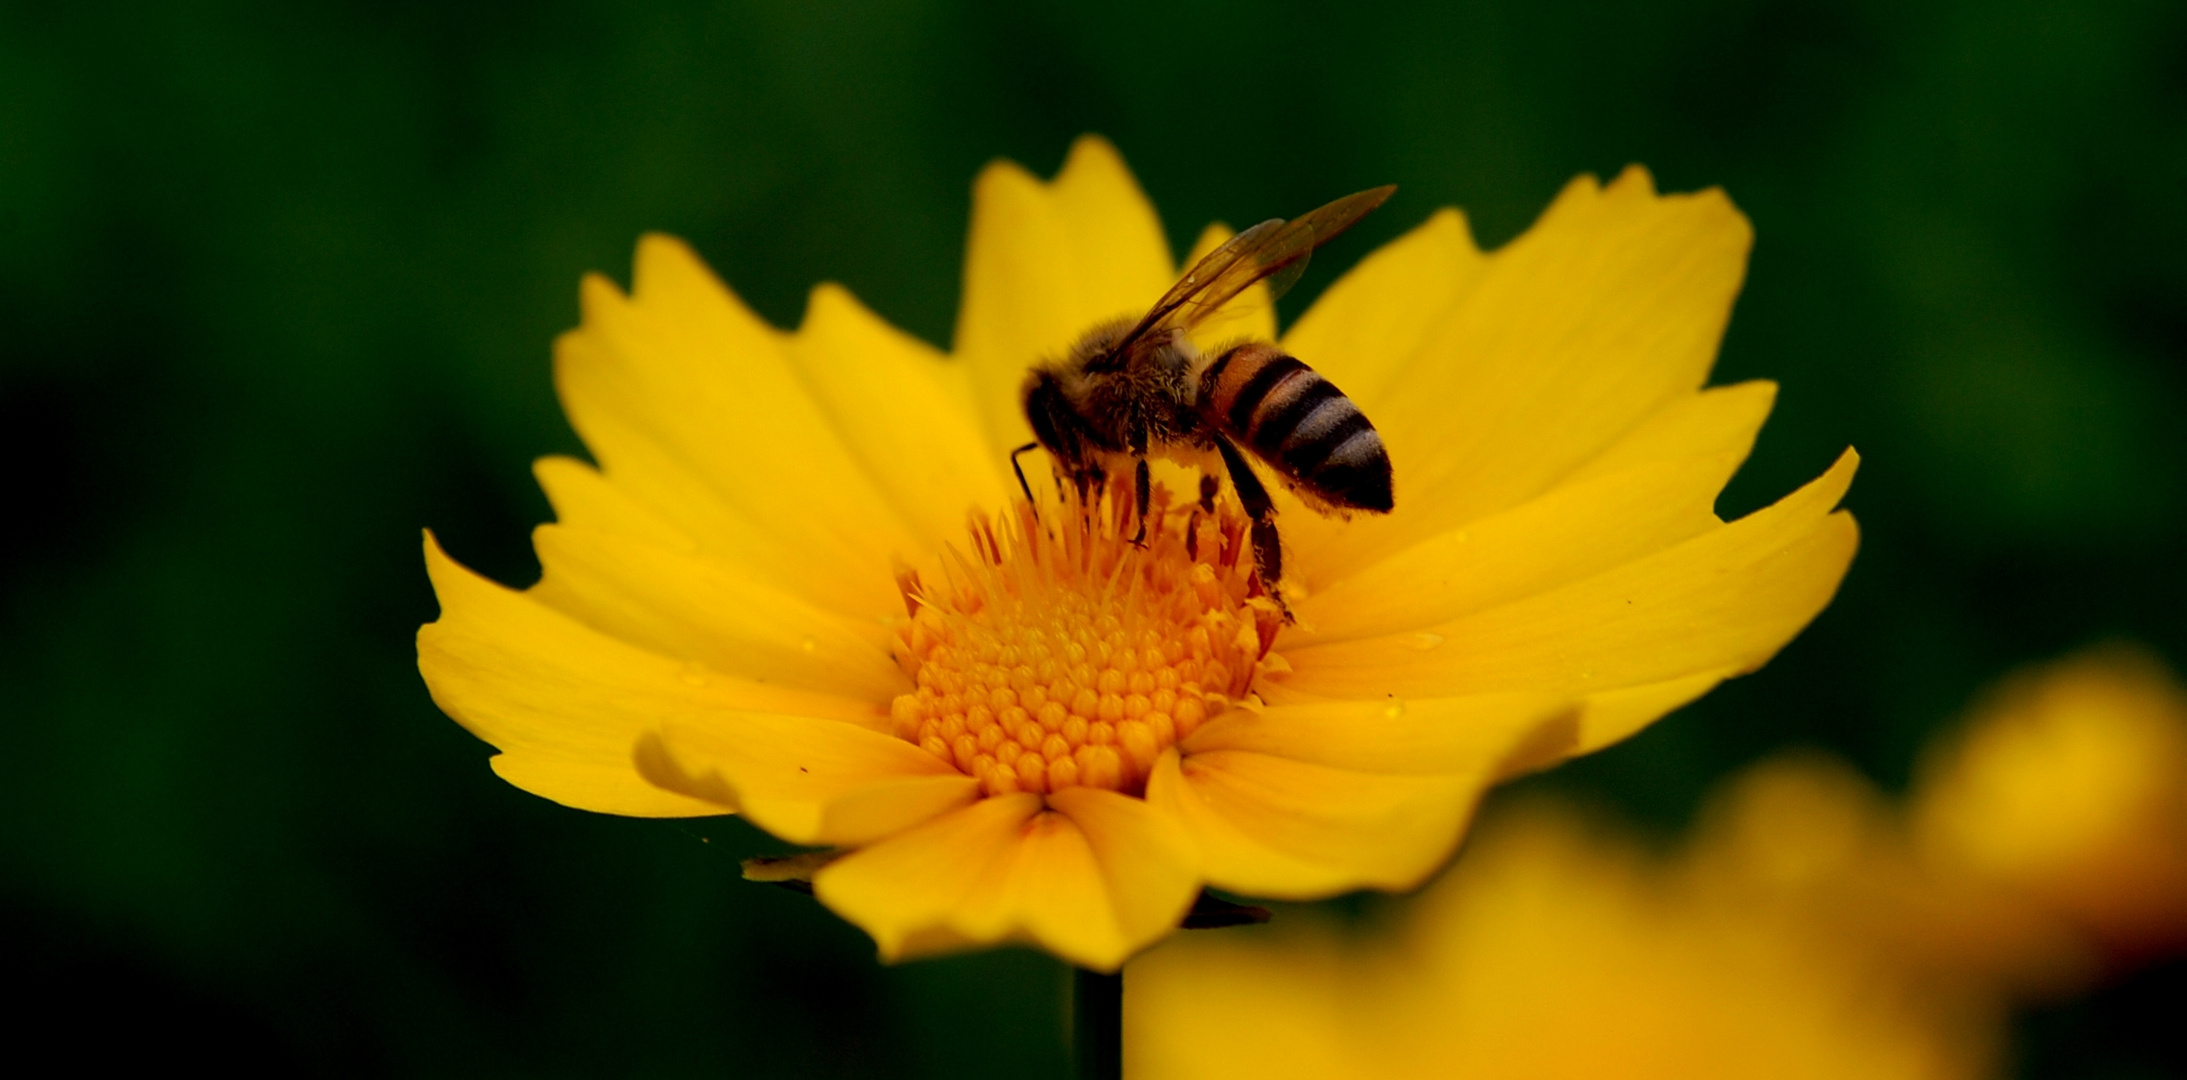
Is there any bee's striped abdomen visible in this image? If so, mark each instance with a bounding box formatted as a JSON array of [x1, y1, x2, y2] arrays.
[[1199, 343, 1393, 513]]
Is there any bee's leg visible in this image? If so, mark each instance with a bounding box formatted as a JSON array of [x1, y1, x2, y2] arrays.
[[1009, 442, 1041, 515], [1130, 457, 1151, 547], [1198, 473, 1218, 514], [1127, 413, 1151, 546], [1212, 434, 1289, 618]]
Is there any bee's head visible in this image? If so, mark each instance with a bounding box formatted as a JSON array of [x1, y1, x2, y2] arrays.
[[1021, 367, 1074, 461]]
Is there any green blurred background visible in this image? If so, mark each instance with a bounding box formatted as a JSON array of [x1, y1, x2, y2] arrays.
[[2, 1, 2181, 1075]]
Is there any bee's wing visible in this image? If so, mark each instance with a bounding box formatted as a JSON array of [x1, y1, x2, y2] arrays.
[[1118, 185, 1397, 350]]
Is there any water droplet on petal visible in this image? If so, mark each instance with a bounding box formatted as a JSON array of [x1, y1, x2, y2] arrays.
[[1383, 698, 1406, 720], [800, 637, 818, 654], [678, 662, 709, 687]]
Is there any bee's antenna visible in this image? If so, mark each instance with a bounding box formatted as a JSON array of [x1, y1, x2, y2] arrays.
[[1009, 442, 1041, 519]]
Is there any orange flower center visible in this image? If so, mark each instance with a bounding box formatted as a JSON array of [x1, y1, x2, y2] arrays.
[[889, 481, 1282, 797]]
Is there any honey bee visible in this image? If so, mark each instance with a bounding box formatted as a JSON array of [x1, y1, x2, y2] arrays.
[[1016, 185, 1398, 609]]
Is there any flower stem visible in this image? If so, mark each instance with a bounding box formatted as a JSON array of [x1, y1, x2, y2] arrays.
[[1072, 966, 1123, 1080]]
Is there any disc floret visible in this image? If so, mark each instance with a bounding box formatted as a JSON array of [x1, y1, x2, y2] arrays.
[[890, 483, 1282, 797]]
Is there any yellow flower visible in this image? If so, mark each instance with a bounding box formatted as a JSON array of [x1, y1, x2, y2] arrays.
[[416, 136, 1859, 970], [1128, 804, 1992, 1080], [1911, 645, 2187, 957], [1685, 751, 2094, 998]]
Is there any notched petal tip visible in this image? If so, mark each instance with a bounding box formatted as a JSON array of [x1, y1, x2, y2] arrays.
[[1065, 132, 1125, 164], [971, 153, 1045, 201], [631, 232, 722, 303], [1420, 204, 1481, 248], [574, 270, 626, 320], [1054, 134, 1145, 202], [1788, 446, 1861, 519], [801, 279, 857, 322], [1613, 162, 1656, 189], [419, 527, 490, 596], [417, 528, 450, 619], [1599, 164, 1752, 255], [633, 230, 694, 259]]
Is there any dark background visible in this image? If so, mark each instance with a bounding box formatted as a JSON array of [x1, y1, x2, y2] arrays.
[[3, 1, 2182, 1075]]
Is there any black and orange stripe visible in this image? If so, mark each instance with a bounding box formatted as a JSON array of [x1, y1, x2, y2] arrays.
[[1199, 343, 1393, 513]]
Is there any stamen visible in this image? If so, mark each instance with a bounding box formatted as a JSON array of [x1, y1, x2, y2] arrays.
[[889, 479, 1283, 797]]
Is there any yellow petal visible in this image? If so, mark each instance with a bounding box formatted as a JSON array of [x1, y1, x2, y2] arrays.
[[1048, 786, 1203, 959], [1287, 169, 1755, 581], [1145, 749, 1489, 899], [489, 754, 719, 818], [1180, 222, 1279, 352], [1572, 667, 1739, 755], [1181, 693, 1576, 778], [1381, 168, 1751, 511], [1291, 451, 1745, 643], [416, 533, 871, 815], [556, 235, 915, 618], [815, 795, 1042, 960], [789, 283, 1011, 550], [1280, 206, 1488, 411], [1565, 380, 1778, 485], [954, 135, 1176, 457], [533, 454, 695, 551], [1278, 451, 1860, 731], [1281, 381, 1777, 593], [529, 523, 907, 703], [543, 363, 795, 584], [637, 716, 978, 846], [815, 791, 1197, 970]]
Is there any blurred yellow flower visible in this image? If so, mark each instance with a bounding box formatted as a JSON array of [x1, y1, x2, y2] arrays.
[[416, 136, 1859, 970], [1133, 648, 2187, 1078], [1674, 644, 2187, 1004], [1911, 645, 2187, 958], [1129, 805, 1993, 1080], [1684, 751, 2094, 1000]]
